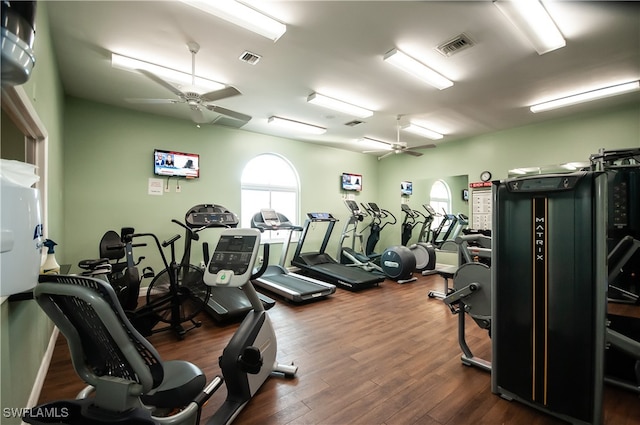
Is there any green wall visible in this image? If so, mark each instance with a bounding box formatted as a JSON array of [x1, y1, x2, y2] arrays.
[[62, 98, 640, 273], [0, 2, 65, 423], [62, 98, 379, 275], [376, 101, 640, 249]]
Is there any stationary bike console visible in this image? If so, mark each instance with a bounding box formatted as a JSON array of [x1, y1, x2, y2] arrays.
[[204, 228, 261, 287], [185, 203, 239, 228]]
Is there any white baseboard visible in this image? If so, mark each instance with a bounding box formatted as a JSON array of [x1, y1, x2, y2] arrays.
[[24, 326, 59, 415]]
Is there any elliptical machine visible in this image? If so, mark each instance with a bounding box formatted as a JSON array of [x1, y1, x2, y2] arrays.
[[342, 201, 416, 283], [338, 200, 379, 273], [400, 203, 437, 273]]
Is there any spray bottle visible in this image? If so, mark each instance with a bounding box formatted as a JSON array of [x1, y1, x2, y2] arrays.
[[41, 239, 61, 274]]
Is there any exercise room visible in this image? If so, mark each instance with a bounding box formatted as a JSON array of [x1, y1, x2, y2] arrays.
[[1, 1, 639, 424]]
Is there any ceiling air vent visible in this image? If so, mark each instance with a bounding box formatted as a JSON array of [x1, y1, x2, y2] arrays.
[[345, 120, 364, 127], [436, 33, 475, 57], [239, 51, 262, 65]]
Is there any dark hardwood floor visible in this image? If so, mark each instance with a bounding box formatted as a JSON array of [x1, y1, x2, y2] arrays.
[[39, 274, 640, 424]]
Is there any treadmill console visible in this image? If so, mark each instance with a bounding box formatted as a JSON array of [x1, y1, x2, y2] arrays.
[[185, 204, 239, 228], [260, 208, 281, 227], [204, 228, 260, 288], [307, 212, 335, 221]]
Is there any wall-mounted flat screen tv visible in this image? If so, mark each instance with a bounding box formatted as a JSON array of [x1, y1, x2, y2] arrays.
[[154, 149, 200, 178], [341, 172, 362, 192], [401, 181, 413, 196]]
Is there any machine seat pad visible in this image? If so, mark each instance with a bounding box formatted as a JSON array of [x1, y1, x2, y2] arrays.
[[436, 265, 458, 279], [140, 360, 205, 408]]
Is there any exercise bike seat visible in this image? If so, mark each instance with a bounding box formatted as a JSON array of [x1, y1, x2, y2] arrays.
[[436, 265, 458, 279], [78, 257, 111, 270], [140, 360, 205, 408]]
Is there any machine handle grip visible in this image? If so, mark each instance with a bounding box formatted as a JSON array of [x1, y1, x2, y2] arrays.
[[250, 244, 270, 280], [161, 234, 181, 248]]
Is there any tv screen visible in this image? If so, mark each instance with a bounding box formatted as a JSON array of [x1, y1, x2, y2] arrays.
[[401, 181, 412, 196], [154, 149, 199, 178], [342, 172, 362, 192]]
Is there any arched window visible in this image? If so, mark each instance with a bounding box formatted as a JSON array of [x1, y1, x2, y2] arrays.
[[429, 180, 451, 228], [241, 153, 299, 240]]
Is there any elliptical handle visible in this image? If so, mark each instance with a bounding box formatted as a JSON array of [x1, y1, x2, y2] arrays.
[[250, 243, 270, 280]]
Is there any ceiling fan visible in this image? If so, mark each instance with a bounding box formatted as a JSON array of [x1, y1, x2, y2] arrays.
[[125, 42, 251, 126], [366, 116, 437, 160]]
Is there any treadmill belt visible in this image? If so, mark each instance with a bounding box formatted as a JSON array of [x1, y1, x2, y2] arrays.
[[313, 263, 383, 286], [263, 274, 329, 296]]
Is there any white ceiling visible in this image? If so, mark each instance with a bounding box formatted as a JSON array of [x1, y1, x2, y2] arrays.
[[46, 1, 640, 156]]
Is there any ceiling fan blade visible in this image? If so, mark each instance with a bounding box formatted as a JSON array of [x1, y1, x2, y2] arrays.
[[125, 98, 180, 104], [136, 69, 185, 98], [377, 151, 395, 160], [206, 105, 251, 122], [403, 150, 423, 157], [411, 143, 437, 150], [189, 107, 208, 124], [201, 86, 241, 102]]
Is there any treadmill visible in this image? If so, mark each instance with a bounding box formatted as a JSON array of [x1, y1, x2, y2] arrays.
[[184, 204, 276, 322], [291, 212, 385, 290], [250, 209, 336, 302]]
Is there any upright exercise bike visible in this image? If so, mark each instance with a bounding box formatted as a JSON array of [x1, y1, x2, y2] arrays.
[[204, 228, 298, 424]]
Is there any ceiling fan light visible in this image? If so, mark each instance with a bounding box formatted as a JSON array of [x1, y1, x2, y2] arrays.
[[530, 81, 640, 113], [401, 123, 444, 140], [179, 0, 286, 42], [357, 137, 393, 151], [307, 93, 374, 118], [383, 48, 453, 90], [111, 53, 226, 92], [268, 116, 326, 134], [493, 0, 565, 55]]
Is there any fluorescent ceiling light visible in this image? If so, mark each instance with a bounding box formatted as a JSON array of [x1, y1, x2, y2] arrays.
[[307, 93, 373, 118], [357, 137, 393, 151], [268, 116, 326, 134], [111, 53, 226, 92], [530, 81, 640, 113], [494, 0, 565, 55], [179, 0, 286, 42], [401, 123, 444, 140], [383, 48, 453, 90]]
